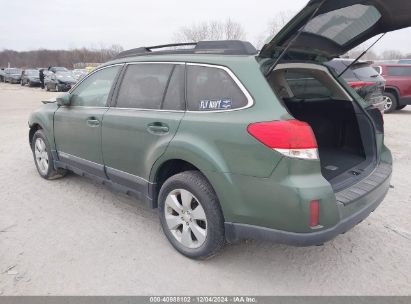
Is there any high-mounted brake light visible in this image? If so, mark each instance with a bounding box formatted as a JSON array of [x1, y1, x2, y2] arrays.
[[247, 120, 319, 160], [348, 81, 375, 89]]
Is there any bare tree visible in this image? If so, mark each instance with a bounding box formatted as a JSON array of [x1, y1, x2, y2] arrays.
[[381, 50, 404, 60], [346, 47, 380, 61], [0, 45, 124, 69], [256, 11, 296, 49], [173, 19, 246, 43]]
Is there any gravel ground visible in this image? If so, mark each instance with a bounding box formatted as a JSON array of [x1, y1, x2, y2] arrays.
[[0, 82, 410, 296]]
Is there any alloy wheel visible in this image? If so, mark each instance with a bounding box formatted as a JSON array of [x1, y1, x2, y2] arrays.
[[383, 95, 393, 112], [164, 189, 208, 249], [34, 138, 49, 175]]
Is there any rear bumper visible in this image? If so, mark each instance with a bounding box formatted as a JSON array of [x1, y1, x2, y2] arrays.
[[225, 162, 392, 246]]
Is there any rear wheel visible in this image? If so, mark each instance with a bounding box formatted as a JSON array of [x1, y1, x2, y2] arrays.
[[383, 92, 398, 114], [32, 130, 67, 180], [158, 171, 225, 260]]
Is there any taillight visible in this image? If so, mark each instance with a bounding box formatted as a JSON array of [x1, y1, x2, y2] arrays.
[[348, 81, 375, 89], [247, 120, 319, 160], [310, 200, 320, 228]]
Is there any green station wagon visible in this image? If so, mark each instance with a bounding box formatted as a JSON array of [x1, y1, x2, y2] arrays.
[[29, 0, 410, 259]]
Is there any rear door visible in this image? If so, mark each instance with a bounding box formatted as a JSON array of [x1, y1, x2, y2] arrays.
[[54, 65, 122, 178], [102, 63, 185, 193]]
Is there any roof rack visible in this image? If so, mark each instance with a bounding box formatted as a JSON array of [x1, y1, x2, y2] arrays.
[[115, 40, 258, 59]]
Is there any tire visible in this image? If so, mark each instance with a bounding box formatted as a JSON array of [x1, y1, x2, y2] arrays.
[[397, 105, 407, 110], [158, 170, 225, 260], [383, 92, 398, 114], [31, 129, 67, 180]]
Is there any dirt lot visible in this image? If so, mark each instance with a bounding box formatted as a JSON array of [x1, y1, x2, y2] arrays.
[[0, 82, 410, 296]]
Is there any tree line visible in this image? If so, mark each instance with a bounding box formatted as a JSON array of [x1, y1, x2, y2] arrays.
[[0, 45, 123, 69], [2, 15, 411, 68]]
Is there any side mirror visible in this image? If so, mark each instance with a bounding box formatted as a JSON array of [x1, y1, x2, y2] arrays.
[[56, 93, 71, 107]]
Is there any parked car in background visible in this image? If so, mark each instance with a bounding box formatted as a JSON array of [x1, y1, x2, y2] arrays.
[[49, 67, 69, 73], [21, 69, 41, 87], [373, 64, 411, 113], [72, 69, 88, 81], [398, 59, 411, 64], [45, 71, 76, 92], [4, 68, 22, 84], [326, 59, 385, 111]]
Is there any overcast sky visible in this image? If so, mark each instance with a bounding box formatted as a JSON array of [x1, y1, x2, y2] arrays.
[[1, 0, 411, 54]]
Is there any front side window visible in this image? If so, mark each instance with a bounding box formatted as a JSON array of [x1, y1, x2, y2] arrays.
[[116, 64, 174, 109], [387, 66, 411, 76], [187, 65, 248, 111], [70, 65, 121, 107]]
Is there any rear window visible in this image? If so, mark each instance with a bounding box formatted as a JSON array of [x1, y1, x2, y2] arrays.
[[387, 66, 411, 76], [303, 4, 381, 46], [351, 65, 380, 78], [186, 65, 248, 111], [285, 71, 332, 99]]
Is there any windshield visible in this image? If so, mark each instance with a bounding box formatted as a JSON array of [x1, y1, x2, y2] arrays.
[[53, 67, 68, 72], [56, 72, 73, 77], [26, 70, 38, 76], [7, 68, 22, 74]]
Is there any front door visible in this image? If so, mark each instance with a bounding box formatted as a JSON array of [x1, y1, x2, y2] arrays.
[[102, 63, 185, 195], [54, 65, 122, 178]]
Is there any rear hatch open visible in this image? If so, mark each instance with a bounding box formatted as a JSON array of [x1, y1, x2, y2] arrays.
[[260, 0, 411, 62], [259, 0, 411, 191]]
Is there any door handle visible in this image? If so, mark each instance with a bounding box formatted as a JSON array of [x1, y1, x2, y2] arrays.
[[86, 117, 100, 127], [147, 123, 169, 134]]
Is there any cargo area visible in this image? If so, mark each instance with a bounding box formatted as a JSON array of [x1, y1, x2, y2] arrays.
[[268, 63, 377, 189], [285, 99, 367, 181]]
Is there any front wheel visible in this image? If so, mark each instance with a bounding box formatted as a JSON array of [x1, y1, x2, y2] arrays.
[[31, 130, 67, 180], [158, 171, 225, 260]]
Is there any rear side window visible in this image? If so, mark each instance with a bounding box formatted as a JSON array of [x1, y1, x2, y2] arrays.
[[116, 64, 174, 109], [285, 71, 332, 99], [373, 66, 382, 75], [186, 65, 248, 111], [387, 66, 411, 76]]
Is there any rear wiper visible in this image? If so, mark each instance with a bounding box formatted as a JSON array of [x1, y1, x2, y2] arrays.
[[264, 0, 328, 76], [338, 33, 386, 78]]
